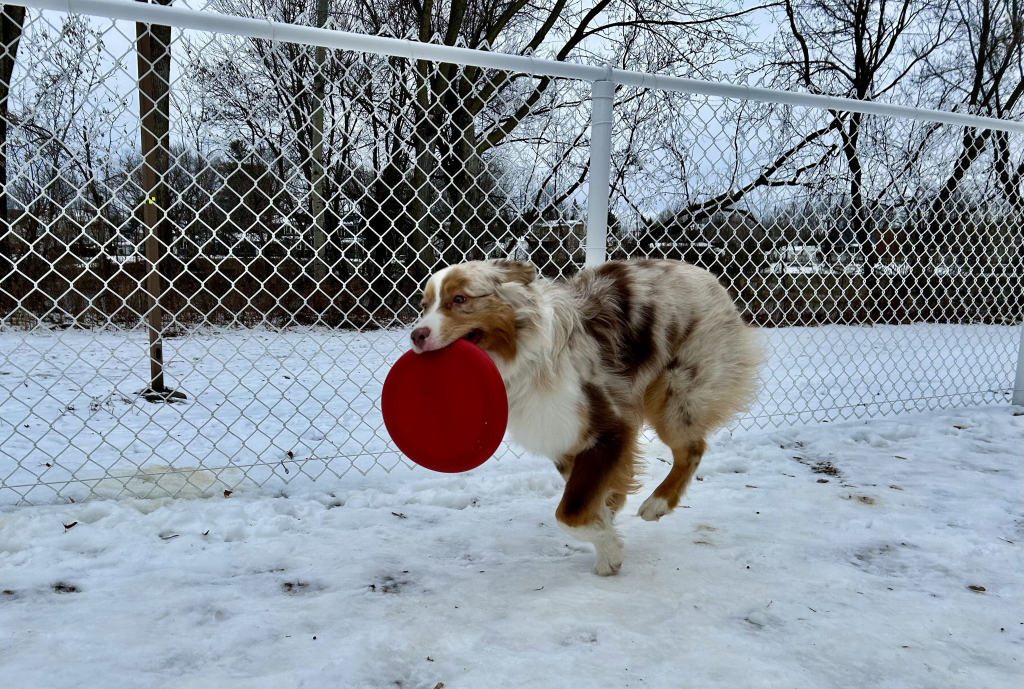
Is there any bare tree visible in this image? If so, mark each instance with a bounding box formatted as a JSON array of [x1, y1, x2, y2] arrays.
[[343, 0, 767, 266], [9, 16, 132, 249], [0, 3, 25, 276], [756, 0, 955, 320], [779, 0, 953, 249], [0, 14, 141, 327], [882, 0, 1023, 320], [186, 0, 764, 322], [924, 0, 1022, 224], [190, 0, 363, 265]]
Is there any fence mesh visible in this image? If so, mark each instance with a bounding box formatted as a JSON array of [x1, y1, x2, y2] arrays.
[[605, 86, 1023, 425], [0, 7, 1021, 504]]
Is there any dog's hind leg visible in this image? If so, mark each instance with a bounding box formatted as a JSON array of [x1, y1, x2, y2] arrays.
[[637, 439, 706, 521], [555, 427, 639, 576], [639, 373, 707, 521]]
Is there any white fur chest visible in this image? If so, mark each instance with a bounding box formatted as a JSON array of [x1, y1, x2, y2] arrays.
[[504, 379, 582, 460]]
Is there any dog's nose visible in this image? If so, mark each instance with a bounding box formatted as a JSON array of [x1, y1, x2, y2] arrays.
[[411, 327, 430, 347]]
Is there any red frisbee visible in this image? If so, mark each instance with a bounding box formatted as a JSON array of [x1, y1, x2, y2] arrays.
[[382, 339, 508, 473]]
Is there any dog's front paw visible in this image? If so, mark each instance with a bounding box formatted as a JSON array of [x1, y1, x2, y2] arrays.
[[592, 534, 624, 576], [593, 551, 623, 576], [637, 495, 672, 521]]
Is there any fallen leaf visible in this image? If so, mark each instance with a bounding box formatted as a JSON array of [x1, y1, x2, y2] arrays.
[[392, 512, 407, 519], [967, 585, 986, 592], [223, 490, 233, 498], [160, 534, 179, 541], [63, 521, 78, 532]]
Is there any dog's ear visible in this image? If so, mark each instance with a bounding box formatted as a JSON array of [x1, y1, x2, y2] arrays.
[[491, 260, 537, 285]]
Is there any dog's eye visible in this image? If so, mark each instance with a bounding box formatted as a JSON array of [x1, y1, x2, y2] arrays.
[[453, 295, 467, 305]]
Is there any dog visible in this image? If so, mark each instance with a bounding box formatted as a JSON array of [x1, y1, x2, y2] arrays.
[[410, 259, 761, 575]]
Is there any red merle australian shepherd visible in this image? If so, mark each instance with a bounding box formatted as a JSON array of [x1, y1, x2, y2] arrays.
[[410, 259, 762, 575]]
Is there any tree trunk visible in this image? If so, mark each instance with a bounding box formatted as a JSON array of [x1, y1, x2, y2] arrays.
[[0, 4, 25, 280], [442, 103, 484, 266], [993, 130, 1024, 213], [309, 0, 328, 283], [928, 129, 991, 241], [363, 162, 407, 322], [842, 112, 877, 323], [916, 129, 992, 321], [409, 63, 437, 284], [83, 139, 116, 321]]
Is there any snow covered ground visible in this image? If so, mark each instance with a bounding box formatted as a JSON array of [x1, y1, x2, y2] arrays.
[[1, 405, 1022, 687], [0, 323, 1018, 504], [0, 323, 1021, 685]]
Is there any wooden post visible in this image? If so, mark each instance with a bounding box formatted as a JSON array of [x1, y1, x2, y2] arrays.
[[136, 12, 183, 402], [1013, 320, 1024, 407]]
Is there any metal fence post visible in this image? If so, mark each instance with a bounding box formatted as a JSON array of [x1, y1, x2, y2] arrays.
[[585, 74, 614, 268], [1013, 320, 1024, 407]]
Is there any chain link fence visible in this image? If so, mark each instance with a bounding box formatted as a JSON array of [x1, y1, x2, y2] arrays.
[[1, 0, 1021, 504]]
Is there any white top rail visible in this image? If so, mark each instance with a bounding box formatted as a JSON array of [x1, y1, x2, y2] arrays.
[[16, 0, 1024, 134]]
